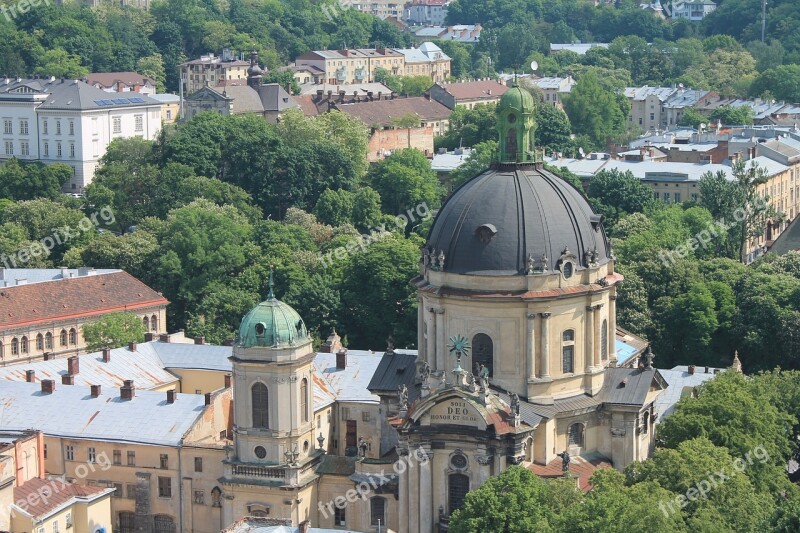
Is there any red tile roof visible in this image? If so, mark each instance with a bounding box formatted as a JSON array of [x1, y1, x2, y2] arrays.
[[528, 454, 613, 491], [13, 478, 112, 519], [0, 271, 168, 329], [336, 96, 451, 127], [439, 80, 508, 101]]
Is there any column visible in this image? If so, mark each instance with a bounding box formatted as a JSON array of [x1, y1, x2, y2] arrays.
[[585, 306, 595, 372], [419, 451, 433, 533], [593, 304, 603, 367], [408, 452, 420, 533], [399, 451, 408, 533], [539, 313, 550, 378], [417, 297, 426, 364], [526, 313, 536, 380], [609, 295, 618, 363], [426, 307, 436, 370], [435, 308, 446, 371]]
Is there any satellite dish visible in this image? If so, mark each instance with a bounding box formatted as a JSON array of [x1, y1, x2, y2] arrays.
[[578, 147, 585, 157], [530, 61, 538, 72], [699, 123, 707, 130]]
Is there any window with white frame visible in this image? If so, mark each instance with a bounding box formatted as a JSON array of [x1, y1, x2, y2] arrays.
[[65, 445, 74, 461], [69, 120, 74, 135], [88, 447, 96, 462], [70, 143, 75, 158], [20, 119, 28, 135], [4, 141, 12, 155], [3, 119, 11, 134], [43, 142, 49, 157], [56, 120, 61, 135], [57, 142, 62, 157], [112, 116, 121, 133], [135, 115, 143, 132], [42, 119, 48, 134], [21, 141, 29, 156]]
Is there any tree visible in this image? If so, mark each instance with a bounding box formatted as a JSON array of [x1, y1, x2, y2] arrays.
[[0, 159, 71, 201], [587, 169, 656, 231], [33, 48, 89, 78], [448, 466, 560, 532], [534, 102, 573, 154], [313, 188, 356, 227], [449, 141, 496, 190], [262, 70, 301, 95], [678, 108, 710, 129], [562, 71, 629, 150], [435, 104, 498, 151], [82, 312, 147, 351], [136, 53, 166, 91], [368, 149, 443, 217], [750, 64, 800, 103], [709, 104, 754, 126]]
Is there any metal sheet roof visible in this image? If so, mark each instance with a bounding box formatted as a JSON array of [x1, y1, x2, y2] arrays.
[[655, 366, 720, 418], [314, 350, 405, 403], [0, 381, 207, 446]]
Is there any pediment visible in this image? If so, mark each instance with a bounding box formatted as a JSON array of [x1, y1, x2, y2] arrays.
[[411, 390, 489, 430]]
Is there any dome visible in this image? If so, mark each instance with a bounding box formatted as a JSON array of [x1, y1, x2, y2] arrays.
[[247, 64, 264, 77], [425, 165, 610, 276], [236, 278, 308, 348], [497, 85, 536, 115]]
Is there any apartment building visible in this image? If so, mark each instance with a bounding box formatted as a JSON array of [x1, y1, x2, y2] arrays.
[[404, 0, 449, 26], [180, 51, 250, 97], [670, 0, 717, 21], [0, 268, 168, 364], [396, 41, 451, 81], [0, 77, 162, 190], [528, 76, 575, 109], [339, 0, 403, 18], [429, 79, 508, 109]]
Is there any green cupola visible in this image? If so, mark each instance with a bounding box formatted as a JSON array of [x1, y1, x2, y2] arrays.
[[236, 272, 309, 348], [496, 85, 536, 163]]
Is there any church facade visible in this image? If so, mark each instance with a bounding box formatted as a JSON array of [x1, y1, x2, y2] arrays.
[[219, 86, 665, 533]]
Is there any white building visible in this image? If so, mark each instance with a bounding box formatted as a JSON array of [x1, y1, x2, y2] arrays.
[[670, 0, 717, 21], [0, 77, 163, 192], [404, 0, 449, 26]]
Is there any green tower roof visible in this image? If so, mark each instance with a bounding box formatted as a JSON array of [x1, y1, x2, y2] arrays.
[[497, 85, 536, 115], [236, 272, 309, 348]]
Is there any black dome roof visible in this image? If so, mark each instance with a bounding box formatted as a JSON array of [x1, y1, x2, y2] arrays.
[[426, 163, 610, 276]]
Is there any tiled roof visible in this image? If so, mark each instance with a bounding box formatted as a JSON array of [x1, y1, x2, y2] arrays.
[[437, 80, 508, 100], [86, 72, 155, 88], [0, 380, 209, 446], [528, 452, 613, 491], [335, 97, 450, 127], [13, 478, 113, 520], [0, 271, 168, 329], [0, 78, 161, 111]]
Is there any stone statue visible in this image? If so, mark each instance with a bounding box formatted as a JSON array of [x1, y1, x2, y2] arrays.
[[386, 335, 395, 354], [509, 392, 520, 416], [398, 384, 409, 410], [540, 252, 548, 271], [421, 245, 429, 267], [437, 250, 445, 270], [358, 436, 369, 458], [558, 450, 571, 474], [419, 361, 431, 382], [430, 251, 439, 269], [527, 253, 535, 274], [644, 346, 654, 369]]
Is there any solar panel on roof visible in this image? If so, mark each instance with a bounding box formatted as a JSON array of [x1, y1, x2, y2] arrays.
[[129, 97, 145, 103], [94, 99, 114, 105], [112, 98, 130, 104]]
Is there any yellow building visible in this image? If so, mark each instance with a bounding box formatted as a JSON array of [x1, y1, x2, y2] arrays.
[[180, 52, 250, 97], [0, 268, 167, 365]]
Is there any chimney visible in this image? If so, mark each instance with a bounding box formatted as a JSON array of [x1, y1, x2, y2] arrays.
[[121, 380, 135, 400], [224, 374, 232, 388], [688, 364, 695, 375], [41, 380, 55, 394], [167, 389, 176, 404], [336, 348, 347, 370], [128, 341, 137, 352], [205, 392, 212, 406], [704, 366, 710, 373], [321, 330, 342, 353], [194, 336, 206, 345], [91, 384, 101, 397], [159, 333, 170, 343], [25, 369, 35, 382], [102, 348, 111, 362], [67, 356, 79, 375], [60, 266, 69, 279], [62, 374, 74, 385], [144, 332, 155, 342], [43, 352, 51, 361]]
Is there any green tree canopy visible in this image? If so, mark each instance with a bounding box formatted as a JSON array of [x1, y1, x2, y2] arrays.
[[82, 311, 147, 351]]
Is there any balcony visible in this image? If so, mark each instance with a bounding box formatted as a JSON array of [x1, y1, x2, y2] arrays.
[[231, 464, 286, 480]]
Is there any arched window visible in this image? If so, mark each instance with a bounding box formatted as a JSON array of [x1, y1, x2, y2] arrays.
[[154, 515, 176, 533], [601, 319, 608, 361], [568, 423, 584, 447], [69, 328, 77, 345], [448, 473, 470, 515], [45, 332, 53, 350], [20, 336, 28, 354], [252, 383, 269, 428], [143, 316, 149, 330], [211, 487, 222, 507], [118, 511, 135, 533], [11, 338, 18, 356], [36, 334, 44, 351], [151, 314, 158, 332], [472, 333, 493, 377], [60, 330, 67, 346], [301, 378, 309, 423], [642, 412, 650, 435], [562, 330, 575, 374], [370, 497, 386, 526], [506, 127, 517, 159]]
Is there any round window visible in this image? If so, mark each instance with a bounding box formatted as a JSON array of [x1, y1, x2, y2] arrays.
[[254, 446, 267, 459], [450, 453, 468, 470], [562, 261, 573, 279], [507, 113, 517, 124], [255, 322, 266, 335]]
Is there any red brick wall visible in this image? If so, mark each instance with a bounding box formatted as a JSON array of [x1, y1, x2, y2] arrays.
[[367, 126, 434, 162]]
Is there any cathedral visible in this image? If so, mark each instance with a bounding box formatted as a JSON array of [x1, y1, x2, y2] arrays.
[[219, 85, 665, 532]]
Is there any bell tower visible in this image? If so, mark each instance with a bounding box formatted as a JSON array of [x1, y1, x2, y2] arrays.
[[497, 85, 536, 163]]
